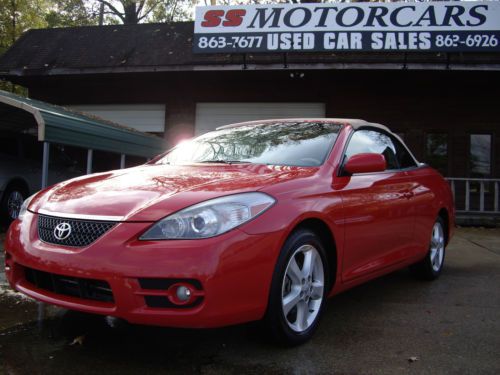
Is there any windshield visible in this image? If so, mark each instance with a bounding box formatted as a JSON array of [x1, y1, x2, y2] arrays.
[[156, 121, 342, 167]]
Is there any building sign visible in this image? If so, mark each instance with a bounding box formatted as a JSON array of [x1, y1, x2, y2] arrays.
[[193, 2, 500, 53]]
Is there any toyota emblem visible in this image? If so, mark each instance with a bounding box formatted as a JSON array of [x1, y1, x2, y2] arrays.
[[54, 222, 72, 240]]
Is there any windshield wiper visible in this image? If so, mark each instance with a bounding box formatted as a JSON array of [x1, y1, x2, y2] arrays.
[[196, 160, 253, 164]]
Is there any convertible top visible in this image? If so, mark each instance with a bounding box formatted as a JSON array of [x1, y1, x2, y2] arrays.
[[216, 118, 391, 133], [216, 118, 417, 165]]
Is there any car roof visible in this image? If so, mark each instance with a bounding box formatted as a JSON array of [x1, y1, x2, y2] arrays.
[[216, 118, 391, 133], [215, 118, 418, 165]]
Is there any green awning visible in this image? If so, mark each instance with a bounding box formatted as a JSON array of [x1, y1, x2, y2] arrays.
[[0, 89, 165, 158]]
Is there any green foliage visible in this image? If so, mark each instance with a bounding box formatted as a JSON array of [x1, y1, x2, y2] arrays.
[[0, 0, 49, 54], [0, 0, 192, 56], [45, 0, 100, 28], [150, 0, 191, 23], [0, 80, 27, 95], [0, 0, 48, 94], [0, 0, 193, 93]]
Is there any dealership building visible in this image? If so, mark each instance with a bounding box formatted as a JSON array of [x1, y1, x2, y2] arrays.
[[0, 2, 499, 221]]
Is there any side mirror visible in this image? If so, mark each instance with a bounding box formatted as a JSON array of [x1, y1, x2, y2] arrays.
[[344, 153, 386, 175]]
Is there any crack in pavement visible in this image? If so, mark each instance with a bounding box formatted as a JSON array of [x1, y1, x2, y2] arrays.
[[458, 236, 499, 256]]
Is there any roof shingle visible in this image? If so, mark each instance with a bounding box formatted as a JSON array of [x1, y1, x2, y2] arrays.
[[0, 22, 195, 72]]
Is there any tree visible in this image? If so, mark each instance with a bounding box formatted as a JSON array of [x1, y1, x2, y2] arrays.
[[150, 0, 190, 23], [0, 0, 49, 93], [44, 0, 101, 28], [96, 0, 189, 24], [0, 0, 48, 53], [0, 0, 191, 94]]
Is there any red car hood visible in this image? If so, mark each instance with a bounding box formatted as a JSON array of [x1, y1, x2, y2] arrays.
[[30, 163, 317, 222]]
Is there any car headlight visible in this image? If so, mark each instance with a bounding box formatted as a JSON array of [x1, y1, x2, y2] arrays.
[[18, 194, 36, 221], [140, 192, 275, 240]]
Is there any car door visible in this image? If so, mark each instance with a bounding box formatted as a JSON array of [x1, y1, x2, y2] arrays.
[[334, 128, 417, 282]]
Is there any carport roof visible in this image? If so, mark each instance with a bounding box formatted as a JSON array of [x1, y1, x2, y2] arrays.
[[0, 89, 165, 157]]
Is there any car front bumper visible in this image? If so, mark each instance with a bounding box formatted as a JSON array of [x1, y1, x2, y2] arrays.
[[4, 211, 283, 328]]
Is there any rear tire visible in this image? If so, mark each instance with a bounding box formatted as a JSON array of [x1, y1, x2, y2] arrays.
[[410, 217, 446, 281], [1, 182, 29, 224], [265, 229, 329, 346]]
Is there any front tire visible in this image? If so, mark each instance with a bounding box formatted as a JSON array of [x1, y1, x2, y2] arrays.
[[410, 217, 446, 280], [265, 229, 329, 346]]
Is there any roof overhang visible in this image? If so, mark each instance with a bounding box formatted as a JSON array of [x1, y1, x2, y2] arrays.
[[2, 61, 500, 78], [0, 90, 165, 158]]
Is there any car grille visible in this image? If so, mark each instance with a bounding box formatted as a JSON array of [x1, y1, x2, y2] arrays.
[[24, 266, 114, 303], [38, 214, 116, 247]]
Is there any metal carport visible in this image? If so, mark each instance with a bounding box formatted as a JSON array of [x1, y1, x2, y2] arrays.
[[0, 89, 165, 189]]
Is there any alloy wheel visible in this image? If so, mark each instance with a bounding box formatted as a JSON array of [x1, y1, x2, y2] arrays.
[[430, 221, 445, 272], [281, 244, 324, 332]]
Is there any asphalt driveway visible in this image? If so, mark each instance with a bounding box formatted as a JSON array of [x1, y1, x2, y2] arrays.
[[1, 227, 499, 374]]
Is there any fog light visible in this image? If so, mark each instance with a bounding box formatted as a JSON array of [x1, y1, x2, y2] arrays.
[[176, 285, 192, 302]]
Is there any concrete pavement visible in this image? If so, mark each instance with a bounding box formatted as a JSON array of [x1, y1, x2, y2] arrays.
[[1, 227, 499, 374]]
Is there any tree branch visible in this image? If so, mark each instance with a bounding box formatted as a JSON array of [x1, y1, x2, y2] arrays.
[[137, 0, 147, 16], [96, 0, 126, 22], [137, 1, 162, 21], [168, 0, 179, 22]]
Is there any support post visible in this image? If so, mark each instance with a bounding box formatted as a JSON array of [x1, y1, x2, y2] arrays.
[[120, 154, 126, 169], [465, 180, 470, 212], [41, 142, 50, 189], [495, 181, 499, 213], [86, 149, 93, 174], [479, 181, 485, 212]]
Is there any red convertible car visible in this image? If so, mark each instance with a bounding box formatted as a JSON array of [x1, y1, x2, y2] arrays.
[[4, 119, 454, 345]]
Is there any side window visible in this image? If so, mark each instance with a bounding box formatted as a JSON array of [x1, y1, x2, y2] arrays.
[[392, 136, 417, 169], [345, 129, 399, 170], [470, 134, 491, 177], [425, 133, 448, 175]]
